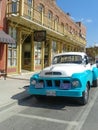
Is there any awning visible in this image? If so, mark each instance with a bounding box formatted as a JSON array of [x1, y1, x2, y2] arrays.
[[0, 30, 15, 44]]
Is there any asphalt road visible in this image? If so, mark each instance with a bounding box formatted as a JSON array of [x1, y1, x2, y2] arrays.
[[0, 86, 98, 130]]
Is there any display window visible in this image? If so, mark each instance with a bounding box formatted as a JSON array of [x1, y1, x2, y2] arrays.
[[34, 42, 42, 65], [8, 27, 17, 67], [52, 40, 57, 58]]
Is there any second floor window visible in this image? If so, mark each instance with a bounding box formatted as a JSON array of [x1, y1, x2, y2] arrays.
[[38, 4, 44, 13], [55, 15, 59, 22], [28, 0, 32, 3], [28, 0, 32, 6], [65, 23, 69, 30], [48, 10, 53, 19], [28, 7, 32, 17], [12, 0, 17, 13]]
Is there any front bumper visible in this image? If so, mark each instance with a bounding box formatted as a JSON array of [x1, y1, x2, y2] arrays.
[[28, 87, 83, 97]]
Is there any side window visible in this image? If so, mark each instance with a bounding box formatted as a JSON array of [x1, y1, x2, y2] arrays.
[[84, 55, 88, 64]]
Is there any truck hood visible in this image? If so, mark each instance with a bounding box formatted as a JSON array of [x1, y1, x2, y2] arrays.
[[39, 64, 87, 77]]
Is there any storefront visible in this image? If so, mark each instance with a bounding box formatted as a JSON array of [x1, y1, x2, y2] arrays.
[[6, 26, 68, 74], [0, 30, 15, 74], [6, 0, 86, 75]]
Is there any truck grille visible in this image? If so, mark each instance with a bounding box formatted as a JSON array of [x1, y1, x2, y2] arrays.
[[46, 80, 52, 87], [38, 79, 70, 88]]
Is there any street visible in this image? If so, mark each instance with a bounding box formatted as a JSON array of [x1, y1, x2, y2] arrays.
[[0, 84, 98, 130]]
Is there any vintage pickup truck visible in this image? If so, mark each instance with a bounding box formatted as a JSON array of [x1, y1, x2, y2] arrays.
[[28, 52, 98, 105]]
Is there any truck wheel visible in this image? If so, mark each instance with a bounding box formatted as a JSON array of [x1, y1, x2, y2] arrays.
[[92, 79, 98, 87], [79, 84, 89, 105]]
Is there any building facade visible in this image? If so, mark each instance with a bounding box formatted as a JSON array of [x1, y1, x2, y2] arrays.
[[86, 45, 98, 61], [5, 0, 86, 74], [0, 0, 15, 73]]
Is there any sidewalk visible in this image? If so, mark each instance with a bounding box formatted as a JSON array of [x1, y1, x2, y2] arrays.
[[0, 73, 34, 109]]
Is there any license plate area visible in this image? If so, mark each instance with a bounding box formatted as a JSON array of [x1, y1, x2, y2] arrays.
[[60, 83, 71, 89], [46, 90, 56, 96]]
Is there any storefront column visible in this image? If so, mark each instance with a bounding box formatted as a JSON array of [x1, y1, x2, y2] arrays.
[[49, 39, 52, 65], [31, 33, 35, 71], [41, 42, 45, 69], [19, 0, 24, 16], [17, 29, 22, 74]]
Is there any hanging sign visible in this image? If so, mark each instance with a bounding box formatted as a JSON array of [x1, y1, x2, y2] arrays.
[[34, 30, 46, 42]]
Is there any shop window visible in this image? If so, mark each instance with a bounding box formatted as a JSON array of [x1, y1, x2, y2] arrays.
[[52, 41, 57, 58], [35, 42, 42, 65], [62, 44, 66, 52], [8, 27, 17, 67], [44, 41, 49, 67], [8, 48, 17, 66]]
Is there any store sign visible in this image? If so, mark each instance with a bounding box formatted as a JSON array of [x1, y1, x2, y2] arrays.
[[34, 30, 46, 42]]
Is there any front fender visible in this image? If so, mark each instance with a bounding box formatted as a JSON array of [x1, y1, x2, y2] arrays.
[[30, 73, 39, 82], [92, 67, 98, 80], [72, 70, 93, 89]]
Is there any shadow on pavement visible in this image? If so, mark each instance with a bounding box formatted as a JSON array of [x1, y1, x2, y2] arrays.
[[11, 86, 83, 110]]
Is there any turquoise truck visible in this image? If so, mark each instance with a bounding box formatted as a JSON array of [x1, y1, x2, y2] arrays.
[[28, 52, 98, 105]]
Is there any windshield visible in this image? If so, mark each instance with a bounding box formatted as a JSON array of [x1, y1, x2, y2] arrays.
[[52, 55, 82, 64]]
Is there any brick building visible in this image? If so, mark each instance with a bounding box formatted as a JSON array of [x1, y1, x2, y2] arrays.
[[86, 45, 98, 61], [3, 0, 86, 75], [0, 0, 15, 73]]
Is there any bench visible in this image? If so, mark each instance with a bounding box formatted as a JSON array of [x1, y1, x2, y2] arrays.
[[0, 69, 7, 80]]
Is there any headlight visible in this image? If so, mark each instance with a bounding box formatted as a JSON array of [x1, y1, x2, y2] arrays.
[[72, 80, 80, 87], [31, 79, 36, 85]]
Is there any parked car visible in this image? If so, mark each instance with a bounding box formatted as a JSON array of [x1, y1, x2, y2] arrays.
[[28, 52, 98, 105]]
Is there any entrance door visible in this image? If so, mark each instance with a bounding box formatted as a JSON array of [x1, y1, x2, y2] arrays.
[[22, 36, 31, 71]]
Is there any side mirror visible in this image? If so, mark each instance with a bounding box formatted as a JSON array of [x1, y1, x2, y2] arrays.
[[82, 59, 86, 64]]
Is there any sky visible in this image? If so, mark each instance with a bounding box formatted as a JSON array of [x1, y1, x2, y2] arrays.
[[56, 0, 98, 47]]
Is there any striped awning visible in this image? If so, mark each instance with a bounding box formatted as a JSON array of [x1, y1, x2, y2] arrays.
[[0, 30, 15, 44]]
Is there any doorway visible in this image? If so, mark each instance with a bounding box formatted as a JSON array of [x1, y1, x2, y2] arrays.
[[22, 35, 31, 72]]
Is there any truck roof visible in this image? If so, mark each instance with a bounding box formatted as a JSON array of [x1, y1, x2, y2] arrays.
[[54, 52, 86, 57]]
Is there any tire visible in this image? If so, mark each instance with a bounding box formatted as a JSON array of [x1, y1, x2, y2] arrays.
[[79, 84, 89, 105], [92, 79, 98, 87]]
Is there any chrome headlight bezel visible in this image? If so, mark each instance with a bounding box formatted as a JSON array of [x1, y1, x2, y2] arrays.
[[31, 79, 37, 85], [72, 80, 81, 88]]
